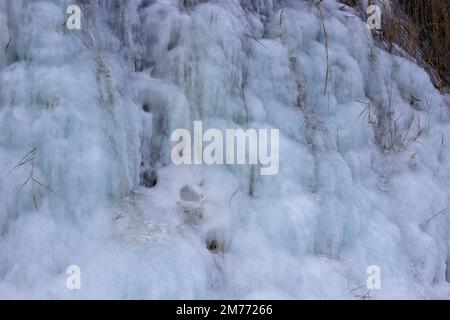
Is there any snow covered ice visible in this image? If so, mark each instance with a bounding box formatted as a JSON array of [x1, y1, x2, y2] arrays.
[[0, 0, 449, 299]]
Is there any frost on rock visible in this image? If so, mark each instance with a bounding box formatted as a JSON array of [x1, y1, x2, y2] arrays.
[[0, 0, 449, 299]]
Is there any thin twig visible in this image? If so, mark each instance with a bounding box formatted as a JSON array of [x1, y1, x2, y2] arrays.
[[279, 8, 285, 28], [10, 147, 56, 211], [228, 187, 240, 206], [425, 207, 449, 223], [32, 193, 38, 211], [244, 33, 268, 49], [316, 1, 329, 95], [9, 147, 37, 173], [4, 37, 11, 53], [32, 178, 56, 195]]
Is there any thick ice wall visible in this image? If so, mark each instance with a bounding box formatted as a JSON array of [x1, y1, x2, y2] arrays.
[[0, 0, 449, 299]]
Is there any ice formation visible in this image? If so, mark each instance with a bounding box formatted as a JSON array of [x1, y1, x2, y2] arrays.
[[0, 0, 449, 299]]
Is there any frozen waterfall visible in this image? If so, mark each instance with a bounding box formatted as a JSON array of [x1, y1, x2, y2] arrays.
[[0, 0, 449, 299]]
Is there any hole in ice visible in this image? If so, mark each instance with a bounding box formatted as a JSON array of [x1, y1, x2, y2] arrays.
[[205, 229, 228, 254], [180, 185, 203, 202], [142, 103, 150, 113], [207, 239, 220, 252], [141, 169, 157, 188], [177, 185, 205, 223]]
